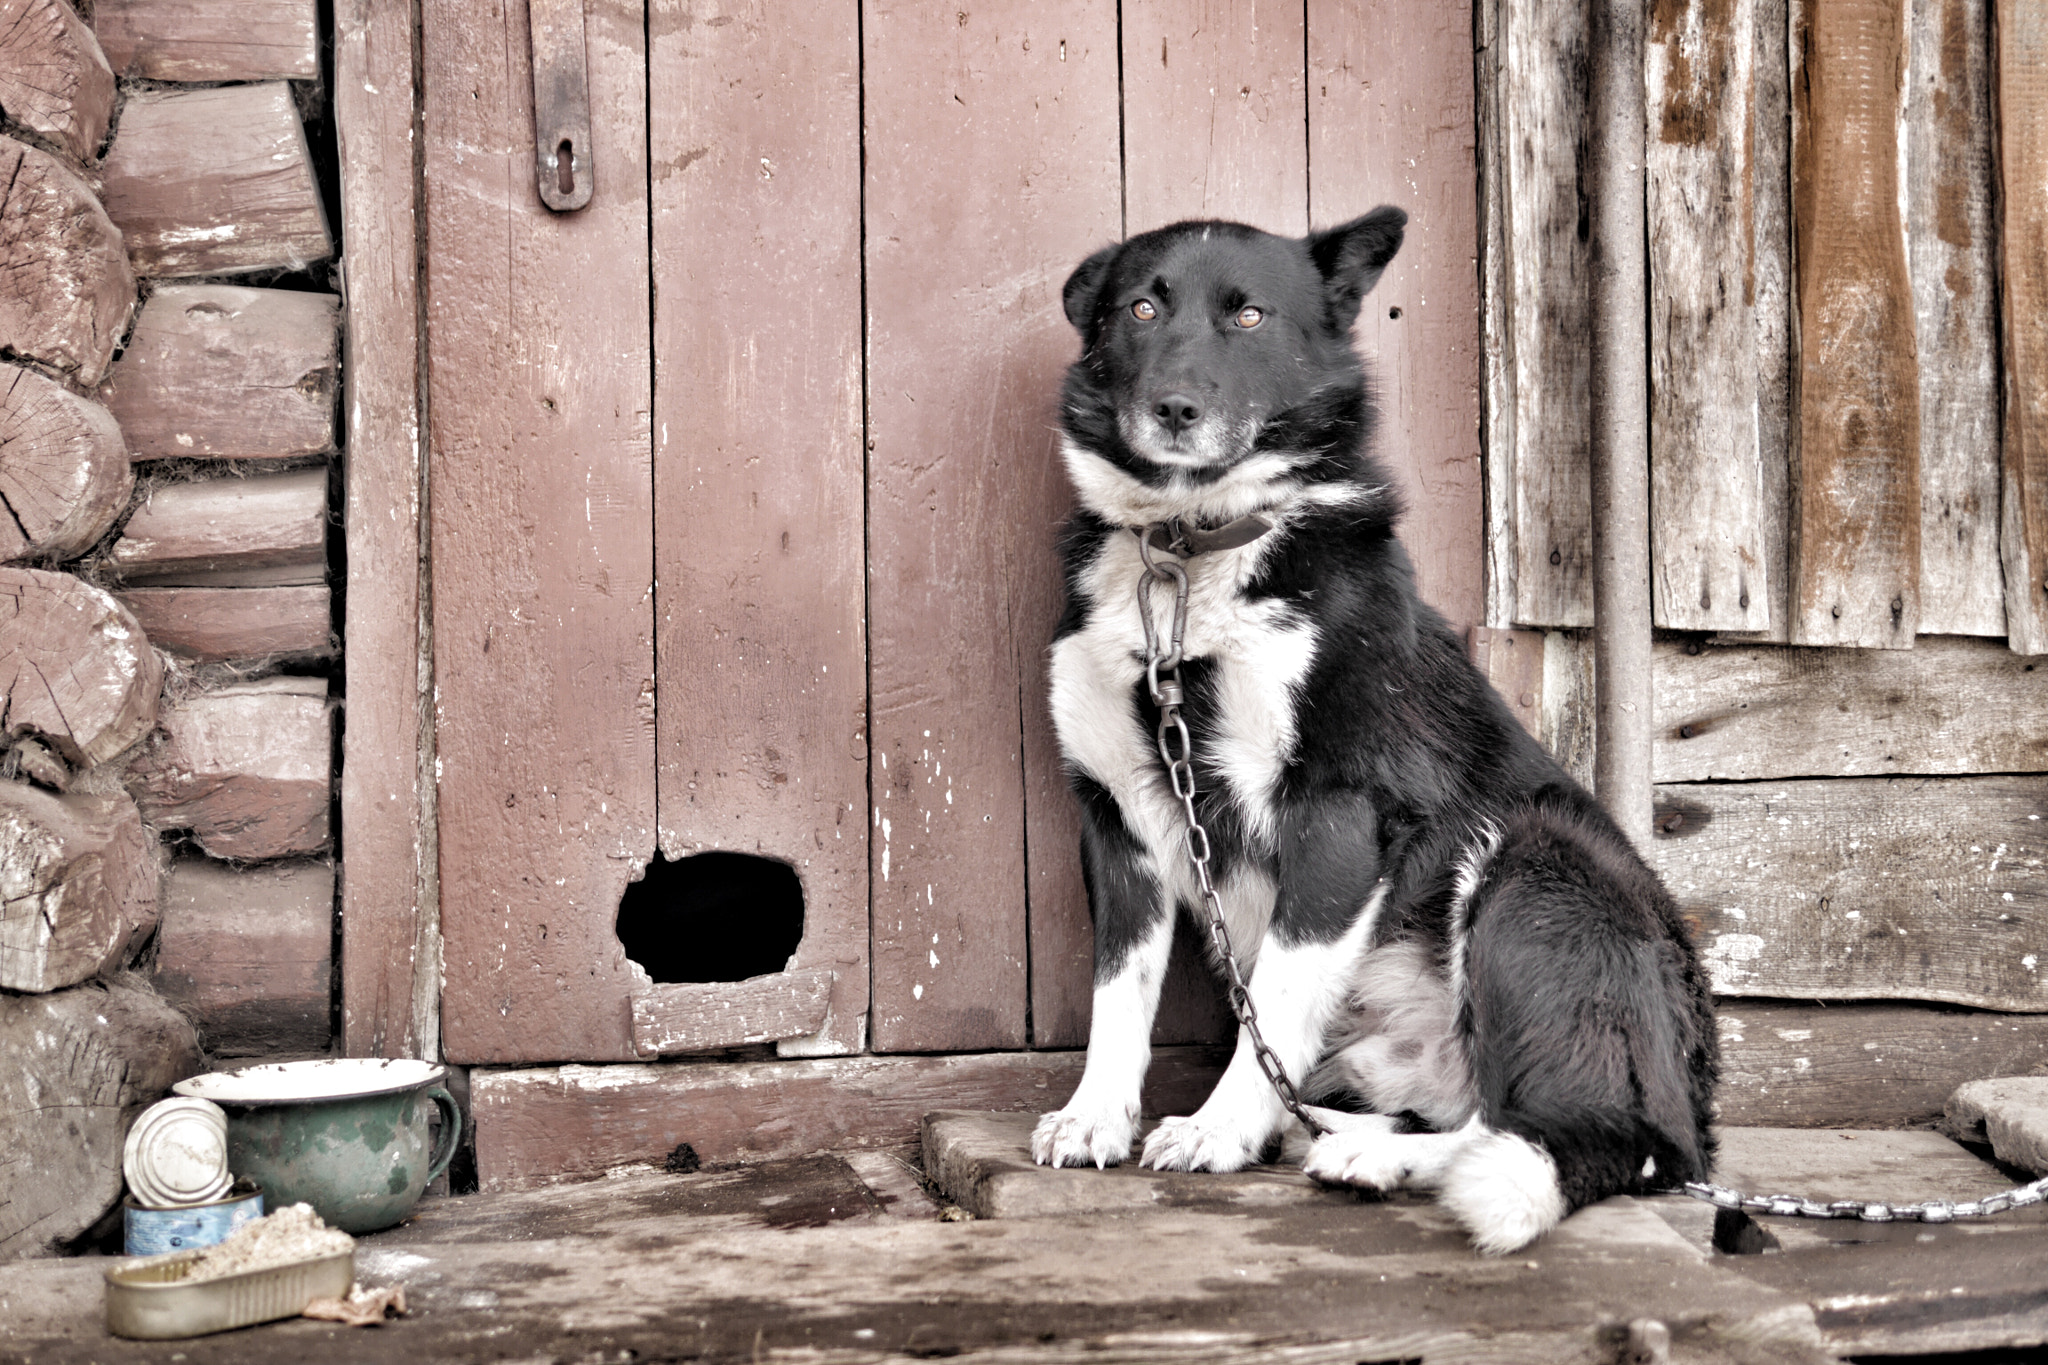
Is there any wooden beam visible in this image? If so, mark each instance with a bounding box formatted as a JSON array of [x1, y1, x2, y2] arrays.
[[1646, 0, 1771, 634], [0, 567, 160, 767], [1653, 635, 2048, 781], [1753, 0, 1796, 643], [97, 286, 339, 462], [1716, 999, 2048, 1128], [1908, 0, 2005, 637], [1790, 0, 1921, 648], [630, 968, 835, 1058], [1653, 775, 2048, 1011], [334, 0, 433, 1063], [2000, 0, 2048, 654], [154, 856, 332, 1057], [470, 1047, 1229, 1192], [0, 137, 134, 386], [112, 467, 326, 586], [126, 677, 333, 861], [0, 0, 115, 162], [115, 584, 332, 661], [93, 0, 317, 82], [0, 366, 131, 565], [99, 83, 331, 279], [0, 785, 156, 994]]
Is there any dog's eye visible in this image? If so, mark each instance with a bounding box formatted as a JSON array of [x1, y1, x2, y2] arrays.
[[1131, 300, 1157, 321], [1235, 306, 1264, 329]]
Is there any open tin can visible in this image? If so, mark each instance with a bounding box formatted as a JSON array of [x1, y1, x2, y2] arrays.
[[123, 1180, 264, 1256]]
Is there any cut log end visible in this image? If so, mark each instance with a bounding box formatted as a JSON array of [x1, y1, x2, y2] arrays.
[[0, 366, 132, 565], [0, 782, 157, 993], [0, 0, 117, 161], [0, 137, 136, 384], [0, 566, 161, 767]]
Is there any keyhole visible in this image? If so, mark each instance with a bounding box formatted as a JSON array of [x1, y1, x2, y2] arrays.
[[556, 139, 575, 195]]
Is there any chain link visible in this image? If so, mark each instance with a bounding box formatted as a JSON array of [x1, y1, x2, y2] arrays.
[[1684, 1174, 2048, 1222], [1135, 525, 1329, 1141]]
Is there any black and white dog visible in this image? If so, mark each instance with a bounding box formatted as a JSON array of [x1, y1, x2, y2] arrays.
[[1030, 209, 1719, 1254]]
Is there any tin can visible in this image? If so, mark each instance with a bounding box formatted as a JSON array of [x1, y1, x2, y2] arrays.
[[123, 1182, 264, 1256], [123, 1097, 232, 1208]]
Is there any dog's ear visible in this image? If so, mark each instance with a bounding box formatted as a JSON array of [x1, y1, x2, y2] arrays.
[[1309, 206, 1407, 328], [1062, 242, 1122, 333]]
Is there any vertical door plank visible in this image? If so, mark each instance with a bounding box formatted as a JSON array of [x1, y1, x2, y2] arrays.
[[648, 3, 868, 1055], [424, 0, 655, 1063], [337, 0, 433, 1059], [1647, 0, 1771, 633], [1121, 0, 1307, 235], [1504, 0, 1595, 627], [1790, 0, 1921, 648], [1908, 0, 2004, 636], [865, 0, 1120, 1053], [2000, 0, 2048, 654], [1753, 0, 1796, 642], [1308, 0, 1485, 634]]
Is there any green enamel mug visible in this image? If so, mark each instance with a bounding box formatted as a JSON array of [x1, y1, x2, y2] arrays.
[[173, 1059, 461, 1234]]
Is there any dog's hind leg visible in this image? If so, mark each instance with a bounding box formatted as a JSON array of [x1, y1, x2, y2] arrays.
[[1033, 780, 1176, 1168]]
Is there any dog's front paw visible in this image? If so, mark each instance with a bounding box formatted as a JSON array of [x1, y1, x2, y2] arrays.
[[1302, 1127, 1412, 1192], [1140, 1113, 1265, 1172], [1031, 1102, 1137, 1169]]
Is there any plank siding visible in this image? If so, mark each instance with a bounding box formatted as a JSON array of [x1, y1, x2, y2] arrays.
[[1789, 0, 1922, 648], [1121, 0, 1307, 236], [1653, 776, 2048, 1011], [649, 2, 868, 1057], [1647, 0, 1770, 634], [424, 0, 655, 1064], [2000, 0, 2048, 654], [1504, 0, 1594, 627], [1309, 0, 1485, 633], [864, 0, 1120, 1053], [1653, 636, 2048, 782], [1908, 0, 2005, 637], [1752, 0, 1797, 643]]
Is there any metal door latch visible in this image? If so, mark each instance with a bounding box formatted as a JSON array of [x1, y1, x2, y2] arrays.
[[528, 0, 592, 211]]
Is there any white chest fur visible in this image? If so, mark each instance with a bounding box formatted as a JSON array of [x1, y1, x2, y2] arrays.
[[1049, 528, 1317, 868]]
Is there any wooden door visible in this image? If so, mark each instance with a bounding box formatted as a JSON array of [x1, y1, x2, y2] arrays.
[[423, 0, 1480, 1064]]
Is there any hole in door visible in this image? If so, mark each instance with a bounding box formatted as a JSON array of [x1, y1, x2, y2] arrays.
[[616, 851, 804, 984]]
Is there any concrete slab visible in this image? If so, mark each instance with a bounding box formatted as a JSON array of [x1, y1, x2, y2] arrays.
[[1947, 1075, 2048, 1175]]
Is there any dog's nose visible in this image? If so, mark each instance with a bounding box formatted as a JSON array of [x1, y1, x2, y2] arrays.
[[1153, 392, 1203, 435]]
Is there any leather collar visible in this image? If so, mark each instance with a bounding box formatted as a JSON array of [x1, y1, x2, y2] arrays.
[[1139, 513, 1276, 557]]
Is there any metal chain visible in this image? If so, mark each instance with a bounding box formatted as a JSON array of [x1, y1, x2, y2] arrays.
[[1134, 525, 1329, 1141], [1684, 1174, 2048, 1223]]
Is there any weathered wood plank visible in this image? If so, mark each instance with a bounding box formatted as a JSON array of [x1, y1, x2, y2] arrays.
[[424, 0, 654, 1064], [1789, 0, 1921, 648], [0, 974, 200, 1258], [1752, 0, 1797, 643], [99, 83, 330, 279], [112, 467, 326, 586], [1309, 0, 1485, 633], [1472, 626, 1545, 741], [115, 584, 331, 660], [97, 286, 339, 463], [1907, 0, 2005, 637], [1477, 0, 1515, 628], [1122, 0, 1306, 234], [93, 0, 317, 82], [649, 2, 868, 1059], [154, 856, 332, 1057], [1653, 776, 2048, 1011], [471, 1046, 1229, 1192], [1715, 1000, 2048, 1128], [0, 0, 114, 162], [1647, 0, 1770, 633], [0, 567, 159, 766], [0, 784, 155, 994], [335, 0, 432, 1061], [1503, 0, 1594, 627], [2001, 0, 2048, 654], [126, 677, 332, 861], [1653, 635, 2048, 781], [865, 0, 1120, 1053], [0, 137, 133, 386], [631, 968, 835, 1058], [0, 366, 131, 565]]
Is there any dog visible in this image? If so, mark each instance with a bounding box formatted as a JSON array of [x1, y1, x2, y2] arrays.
[[1029, 208, 1719, 1254]]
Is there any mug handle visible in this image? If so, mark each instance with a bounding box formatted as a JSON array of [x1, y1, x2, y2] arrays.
[[422, 1085, 463, 1186]]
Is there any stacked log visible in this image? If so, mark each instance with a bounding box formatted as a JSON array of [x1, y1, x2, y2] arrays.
[[127, 676, 332, 861], [154, 856, 332, 1057]]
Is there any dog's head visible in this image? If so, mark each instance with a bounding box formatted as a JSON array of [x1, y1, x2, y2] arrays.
[[1058, 208, 1405, 505]]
